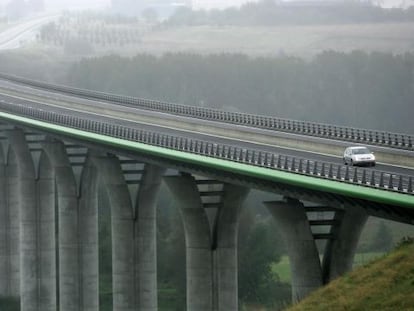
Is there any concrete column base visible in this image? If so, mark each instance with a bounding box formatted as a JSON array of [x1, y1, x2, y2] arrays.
[[164, 174, 248, 311], [266, 198, 369, 303], [265, 198, 323, 303], [43, 140, 99, 311], [96, 156, 165, 311], [322, 206, 368, 283]]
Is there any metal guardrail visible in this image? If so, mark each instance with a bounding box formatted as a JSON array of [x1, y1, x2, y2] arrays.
[[0, 99, 412, 195], [0, 73, 413, 151]]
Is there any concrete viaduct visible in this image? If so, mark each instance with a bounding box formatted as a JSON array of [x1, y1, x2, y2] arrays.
[[0, 74, 413, 310]]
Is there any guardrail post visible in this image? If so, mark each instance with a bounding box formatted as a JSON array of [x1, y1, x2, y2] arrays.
[[336, 165, 341, 179], [321, 163, 326, 177], [388, 174, 394, 189], [379, 172, 385, 187], [361, 169, 367, 184], [352, 168, 358, 183], [370, 171, 376, 186], [398, 175, 403, 191], [328, 164, 333, 178]]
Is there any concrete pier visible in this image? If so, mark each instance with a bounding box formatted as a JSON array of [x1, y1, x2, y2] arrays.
[[43, 140, 99, 311], [7, 130, 56, 311], [322, 206, 368, 283], [265, 198, 323, 303], [164, 174, 248, 311], [96, 156, 165, 310], [0, 129, 373, 310], [0, 136, 20, 298]]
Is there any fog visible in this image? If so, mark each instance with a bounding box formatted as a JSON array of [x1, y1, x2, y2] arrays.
[[1, 1, 414, 311], [0, 0, 110, 10]]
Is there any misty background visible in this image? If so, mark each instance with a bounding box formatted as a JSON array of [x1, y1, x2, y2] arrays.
[[1, 1, 414, 310]]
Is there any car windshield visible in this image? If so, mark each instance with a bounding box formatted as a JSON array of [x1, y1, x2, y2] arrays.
[[352, 147, 370, 155]]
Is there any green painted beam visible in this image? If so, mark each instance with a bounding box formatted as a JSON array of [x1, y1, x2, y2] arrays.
[[1, 111, 413, 209]]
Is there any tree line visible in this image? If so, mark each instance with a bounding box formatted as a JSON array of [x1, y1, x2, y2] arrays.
[[163, 1, 414, 27], [38, 12, 146, 54], [66, 51, 414, 134]]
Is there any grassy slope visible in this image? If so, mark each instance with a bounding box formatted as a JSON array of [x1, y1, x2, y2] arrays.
[[287, 243, 414, 311], [272, 252, 384, 285]]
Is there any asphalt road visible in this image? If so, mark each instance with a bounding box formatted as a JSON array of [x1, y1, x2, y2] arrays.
[[0, 79, 413, 179]]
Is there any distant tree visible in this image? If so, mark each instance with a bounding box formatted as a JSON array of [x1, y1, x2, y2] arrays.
[[371, 221, 393, 252], [65, 52, 414, 134], [142, 8, 159, 24], [157, 188, 186, 310], [238, 217, 290, 307], [163, 0, 414, 27], [63, 37, 94, 55]]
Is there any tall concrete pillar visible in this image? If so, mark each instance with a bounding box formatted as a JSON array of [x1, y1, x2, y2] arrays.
[[134, 164, 165, 310], [43, 140, 99, 311], [79, 158, 99, 311], [322, 206, 368, 283], [96, 156, 165, 311], [43, 140, 80, 311], [7, 130, 56, 311], [95, 155, 134, 311], [164, 174, 247, 311], [0, 141, 20, 298], [214, 183, 248, 311], [265, 198, 323, 303]]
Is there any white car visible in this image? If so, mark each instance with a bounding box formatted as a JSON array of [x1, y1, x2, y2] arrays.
[[343, 146, 376, 167]]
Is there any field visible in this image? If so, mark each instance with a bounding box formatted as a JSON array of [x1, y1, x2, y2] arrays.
[[32, 16, 414, 58], [139, 23, 414, 58]]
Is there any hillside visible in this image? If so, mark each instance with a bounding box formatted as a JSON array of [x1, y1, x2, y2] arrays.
[[287, 240, 414, 311]]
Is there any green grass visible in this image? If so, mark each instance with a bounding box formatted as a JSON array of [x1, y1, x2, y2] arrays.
[[271, 256, 291, 283], [353, 252, 385, 267], [158, 283, 185, 311], [286, 242, 414, 311], [271, 252, 385, 284]]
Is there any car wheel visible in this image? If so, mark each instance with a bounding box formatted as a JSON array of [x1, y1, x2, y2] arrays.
[[343, 158, 347, 165]]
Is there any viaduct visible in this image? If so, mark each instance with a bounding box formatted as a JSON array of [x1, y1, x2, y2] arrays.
[[0, 73, 413, 310]]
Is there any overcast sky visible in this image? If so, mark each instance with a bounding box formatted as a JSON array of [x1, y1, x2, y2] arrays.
[[0, 0, 111, 9]]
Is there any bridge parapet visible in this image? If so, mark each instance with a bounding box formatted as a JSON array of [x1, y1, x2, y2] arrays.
[[0, 72, 412, 151], [0, 99, 412, 198]]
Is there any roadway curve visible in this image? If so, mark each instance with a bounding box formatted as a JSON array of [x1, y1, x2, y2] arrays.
[[0, 14, 59, 50], [0, 79, 413, 180]]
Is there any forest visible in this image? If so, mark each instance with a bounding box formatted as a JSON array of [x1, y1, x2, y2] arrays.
[[65, 51, 414, 134], [164, 1, 414, 27]]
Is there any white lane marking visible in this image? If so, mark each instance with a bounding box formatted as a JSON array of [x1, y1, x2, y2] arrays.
[[0, 89, 413, 171]]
